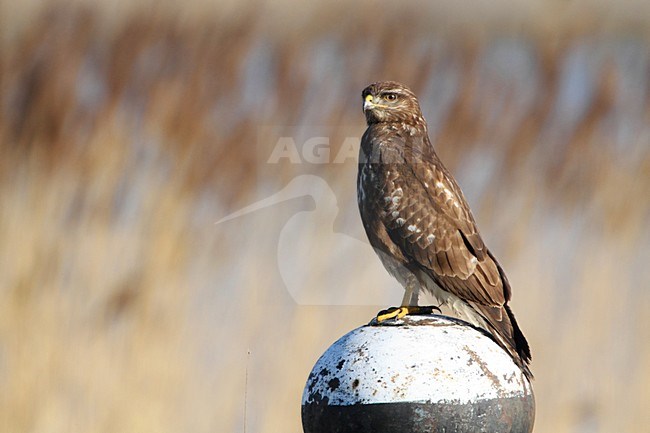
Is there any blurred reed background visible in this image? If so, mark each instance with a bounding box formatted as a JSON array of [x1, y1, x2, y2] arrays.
[[0, 1, 649, 432]]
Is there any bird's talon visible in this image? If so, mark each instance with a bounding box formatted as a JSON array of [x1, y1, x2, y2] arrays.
[[396, 307, 409, 319], [376, 305, 441, 322], [376, 306, 408, 322], [417, 305, 442, 315]]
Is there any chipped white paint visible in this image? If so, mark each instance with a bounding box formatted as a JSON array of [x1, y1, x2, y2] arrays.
[[302, 315, 532, 406], [395, 218, 405, 226], [407, 224, 417, 232], [426, 234, 435, 243]]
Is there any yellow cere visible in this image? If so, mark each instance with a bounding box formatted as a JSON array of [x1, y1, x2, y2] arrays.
[[365, 94, 374, 102]]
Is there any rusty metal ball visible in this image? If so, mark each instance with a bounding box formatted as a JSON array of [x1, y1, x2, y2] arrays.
[[301, 315, 535, 433]]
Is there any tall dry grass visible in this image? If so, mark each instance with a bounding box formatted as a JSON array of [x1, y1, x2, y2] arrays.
[[0, 3, 649, 433]]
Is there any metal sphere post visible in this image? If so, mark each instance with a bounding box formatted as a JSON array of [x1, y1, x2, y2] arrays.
[[302, 315, 534, 433]]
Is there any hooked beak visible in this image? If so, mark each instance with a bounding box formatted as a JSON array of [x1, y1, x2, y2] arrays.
[[363, 94, 376, 111]]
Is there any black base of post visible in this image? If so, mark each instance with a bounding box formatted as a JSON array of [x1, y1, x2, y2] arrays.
[[303, 395, 534, 433]]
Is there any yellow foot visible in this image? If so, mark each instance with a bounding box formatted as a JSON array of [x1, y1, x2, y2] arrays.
[[376, 305, 441, 322], [376, 306, 409, 322]]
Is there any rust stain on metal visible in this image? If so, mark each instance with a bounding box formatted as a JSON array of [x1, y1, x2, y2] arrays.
[[464, 345, 503, 396]]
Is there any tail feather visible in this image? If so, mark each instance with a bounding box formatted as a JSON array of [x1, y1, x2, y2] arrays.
[[483, 250, 532, 378], [471, 303, 533, 380], [505, 304, 532, 364]]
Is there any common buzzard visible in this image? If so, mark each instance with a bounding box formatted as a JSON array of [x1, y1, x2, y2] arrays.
[[357, 81, 532, 378]]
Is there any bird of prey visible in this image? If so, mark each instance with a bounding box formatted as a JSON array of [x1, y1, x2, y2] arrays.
[[357, 81, 532, 378]]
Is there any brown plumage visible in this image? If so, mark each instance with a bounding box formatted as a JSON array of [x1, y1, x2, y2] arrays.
[[357, 81, 532, 378]]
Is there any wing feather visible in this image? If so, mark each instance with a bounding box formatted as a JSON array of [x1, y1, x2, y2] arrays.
[[380, 159, 506, 307]]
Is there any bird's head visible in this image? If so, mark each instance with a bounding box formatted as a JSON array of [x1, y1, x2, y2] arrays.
[[362, 81, 425, 126]]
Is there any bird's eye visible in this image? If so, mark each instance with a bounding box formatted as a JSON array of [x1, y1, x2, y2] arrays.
[[383, 93, 397, 101]]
